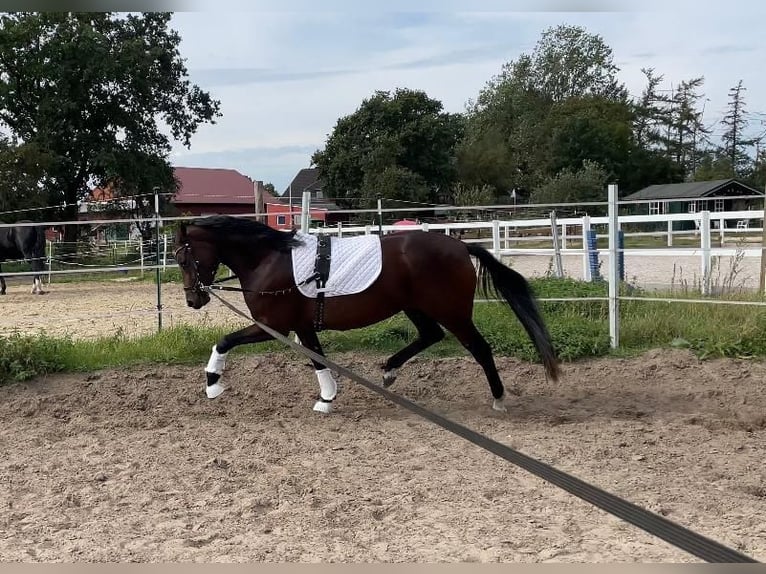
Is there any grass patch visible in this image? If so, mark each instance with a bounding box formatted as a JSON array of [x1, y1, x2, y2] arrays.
[[2, 275, 766, 385]]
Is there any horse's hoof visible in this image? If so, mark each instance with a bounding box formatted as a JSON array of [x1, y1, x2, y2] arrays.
[[206, 382, 225, 399], [382, 369, 397, 388], [492, 398, 507, 412], [313, 399, 333, 414]]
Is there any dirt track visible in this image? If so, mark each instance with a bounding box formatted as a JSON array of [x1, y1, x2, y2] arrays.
[[1, 278, 765, 562], [1, 348, 765, 562]]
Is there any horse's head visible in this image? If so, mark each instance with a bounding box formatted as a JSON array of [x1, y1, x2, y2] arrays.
[[174, 222, 220, 309]]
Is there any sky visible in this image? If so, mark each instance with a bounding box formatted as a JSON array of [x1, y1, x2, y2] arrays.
[[165, 1, 766, 195]]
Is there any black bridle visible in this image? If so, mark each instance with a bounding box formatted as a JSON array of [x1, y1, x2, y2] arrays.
[[174, 240, 312, 297], [174, 242, 209, 296]]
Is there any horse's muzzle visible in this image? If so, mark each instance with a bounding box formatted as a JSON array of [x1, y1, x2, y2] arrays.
[[186, 290, 210, 309]]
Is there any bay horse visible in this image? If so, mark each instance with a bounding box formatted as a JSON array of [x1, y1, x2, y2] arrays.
[[174, 215, 559, 413], [0, 221, 46, 295]]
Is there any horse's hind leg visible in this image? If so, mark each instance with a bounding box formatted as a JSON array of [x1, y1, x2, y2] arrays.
[[442, 318, 508, 412], [0, 264, 5, 295], [295, 328, 337, 414], [382, 309, 444, 387]]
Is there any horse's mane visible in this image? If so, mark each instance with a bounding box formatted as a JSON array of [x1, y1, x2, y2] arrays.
[[189, 215, 303, 252]]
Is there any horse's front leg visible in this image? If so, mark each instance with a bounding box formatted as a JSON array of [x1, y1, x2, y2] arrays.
[[0, 263, 5, 295], [204, 323, 277, 399], [295, 328, 337, 414]]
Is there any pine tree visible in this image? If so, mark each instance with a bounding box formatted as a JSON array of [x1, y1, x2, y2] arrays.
[[633, 68, 670, 150], [667, 77, 709, 178], [720, 80, 755, 177]]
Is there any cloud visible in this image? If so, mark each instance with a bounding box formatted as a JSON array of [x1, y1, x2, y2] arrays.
[[701, 44, 757, 56], [167, 7, 766, 192], [189, 67, 358, 87]]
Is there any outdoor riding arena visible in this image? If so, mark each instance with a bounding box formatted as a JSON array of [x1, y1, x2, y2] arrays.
[[1, 205, 766, 562], [1, 277, 765, 561]]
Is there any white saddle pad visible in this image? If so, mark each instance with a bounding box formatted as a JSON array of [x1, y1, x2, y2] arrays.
[[292, 232, 382, 298]]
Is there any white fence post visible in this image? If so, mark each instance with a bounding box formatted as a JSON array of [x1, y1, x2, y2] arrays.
[[492, 219, 500, 256], [700, 210, 711, 295], [301, 191, 311, 233], [47, 240, 53, 286], [139, 240, 144, 277], [719, 215, 725, 244], [608, 184, 620, 349], [549, 211, 563, 278], [667, 219, 673, 247], [581, 215, 591, 282], [561, 223, 567, 251]]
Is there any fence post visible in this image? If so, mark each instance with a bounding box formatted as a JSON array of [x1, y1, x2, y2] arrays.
[[301, 191, 311, 234], [719, 216, 725, 244], [608, 183, 620, 349], [154, 191, 163, 332], [561, 222, 568, 251], [492, 219, 500, 256], [162, 233, 168, 270], [139, 240, 144, 277], [700, 210, 711, 295], [549, 211, 563, 278], [667, 219, 673, 247], [47, 240, 53, 286], [581, 216, 591, 282]]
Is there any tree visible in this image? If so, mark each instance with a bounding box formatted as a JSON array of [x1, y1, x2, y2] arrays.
[[526, 24, 628, 103], [544, 95, 635, 183], [0, 135, 51, 220], [720, 80, 755, 177], [633, 68, 670, 150], [106, 151, 179, 240], [264, 182, 275, 194], [458, 24, 629, 199], [451, 182, 495, 206], [663, 78, 710, 177], [529, 160, 609, 211], [0, 12, 221, 241], [311, 88, 464, 208]]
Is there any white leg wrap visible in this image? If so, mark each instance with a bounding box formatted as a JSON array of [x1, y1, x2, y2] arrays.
[[492, 398, 507, 412], [205, 345, 227, 375], [205, 345, 228, 399], [315, 368, 337, 401], [313, 368, 337, 414]]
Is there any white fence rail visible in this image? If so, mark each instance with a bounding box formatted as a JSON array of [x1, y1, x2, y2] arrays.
[[2, 186, 765, 347]]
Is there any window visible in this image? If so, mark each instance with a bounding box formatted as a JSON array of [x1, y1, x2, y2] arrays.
[[714, 198, 725, 212], [314, 191, 323, 200], [276, 215, 286, 226], [649, 201, 665, 215]]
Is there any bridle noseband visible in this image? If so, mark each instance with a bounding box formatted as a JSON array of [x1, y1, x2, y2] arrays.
[[174, 242, 207, 295]]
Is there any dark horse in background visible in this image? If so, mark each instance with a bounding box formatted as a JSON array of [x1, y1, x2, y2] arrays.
[[0, 222, 46, 295], [174, 215, 559, 414]]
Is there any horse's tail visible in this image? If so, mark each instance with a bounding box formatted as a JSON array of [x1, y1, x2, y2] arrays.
[[466, 243, 560, 381]]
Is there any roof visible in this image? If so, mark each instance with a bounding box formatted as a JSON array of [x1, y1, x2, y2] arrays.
[[624, 179, 764, 200], [172, 167, 277, 205], [282, 168, 323, 200], [279, 167, 339, 210]]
